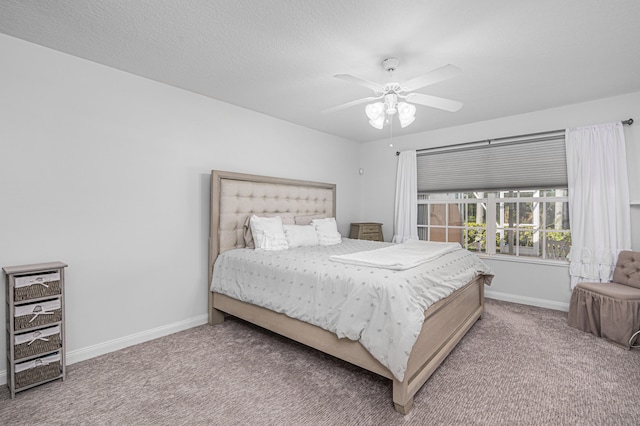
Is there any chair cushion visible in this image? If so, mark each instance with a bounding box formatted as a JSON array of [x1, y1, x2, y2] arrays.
[[575, 281, 640, 301], [612, 250, 640, 289]]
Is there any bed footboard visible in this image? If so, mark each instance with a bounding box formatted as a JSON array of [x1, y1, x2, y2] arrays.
[[392, 276, 484, 413]]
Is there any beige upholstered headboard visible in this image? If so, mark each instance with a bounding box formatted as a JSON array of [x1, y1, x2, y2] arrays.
[[208, 170, 336, 282]]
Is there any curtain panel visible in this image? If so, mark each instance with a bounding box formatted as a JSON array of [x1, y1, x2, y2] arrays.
[[565, 122, 631, 288], [393, 150, 419, 243]]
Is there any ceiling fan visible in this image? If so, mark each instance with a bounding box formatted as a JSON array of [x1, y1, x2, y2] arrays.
[[323, 58, 463, 129]]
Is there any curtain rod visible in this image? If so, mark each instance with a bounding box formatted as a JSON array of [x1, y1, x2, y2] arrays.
[[396, 118, 634, 156]]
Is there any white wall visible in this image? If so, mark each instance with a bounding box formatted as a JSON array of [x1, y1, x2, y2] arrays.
[[0, 34, 362, 377], [359, 91, 640, 310]]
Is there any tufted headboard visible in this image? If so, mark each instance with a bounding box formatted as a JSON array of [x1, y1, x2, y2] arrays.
[[208, 170, 336, 283]]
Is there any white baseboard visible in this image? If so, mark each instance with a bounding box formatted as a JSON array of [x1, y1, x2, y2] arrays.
[[485, 290, 569, 312], [0, 314, 208, 386]]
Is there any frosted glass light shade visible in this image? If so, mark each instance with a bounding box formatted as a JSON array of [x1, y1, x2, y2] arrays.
[[366, 102, 386, 129], [398, 102, 416, 128], [399, 115, 415, 128], [369, 115, 385, 129], [398, 102, 416, 119], [365, 102, 384, 120]]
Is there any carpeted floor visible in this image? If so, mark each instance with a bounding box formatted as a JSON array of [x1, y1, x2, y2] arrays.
[[1, 299, 639, 425]]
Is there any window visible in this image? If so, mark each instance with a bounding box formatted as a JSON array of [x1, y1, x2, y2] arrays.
[[414, 129, 570, 261], [418, 189, 571, 261]]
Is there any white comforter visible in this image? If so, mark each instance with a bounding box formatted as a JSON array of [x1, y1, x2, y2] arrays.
[[211, 239, 493, 381]]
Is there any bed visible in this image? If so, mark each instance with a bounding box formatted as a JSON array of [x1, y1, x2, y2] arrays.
[[208, 170, 492, 414]]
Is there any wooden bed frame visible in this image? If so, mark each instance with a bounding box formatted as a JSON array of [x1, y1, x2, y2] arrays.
[[208, 170, 486, 414]]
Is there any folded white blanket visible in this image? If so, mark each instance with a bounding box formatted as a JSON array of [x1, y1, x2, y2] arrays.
[[330, 240, 460, 270]]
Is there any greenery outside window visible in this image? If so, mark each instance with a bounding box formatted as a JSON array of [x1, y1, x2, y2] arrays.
[[417, 190, 571, 261]]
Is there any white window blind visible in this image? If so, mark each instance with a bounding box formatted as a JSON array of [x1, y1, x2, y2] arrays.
[[416, 133, 567, 193]]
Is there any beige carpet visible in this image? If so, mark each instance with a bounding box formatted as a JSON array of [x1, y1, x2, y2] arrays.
[[1, 299, 639, 425]]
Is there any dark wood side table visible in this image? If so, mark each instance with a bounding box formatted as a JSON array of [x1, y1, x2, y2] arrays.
[[349, 223, 383, 241]]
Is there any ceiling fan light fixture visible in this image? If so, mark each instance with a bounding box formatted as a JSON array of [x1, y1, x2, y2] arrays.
[[329, 59, 462, 130]]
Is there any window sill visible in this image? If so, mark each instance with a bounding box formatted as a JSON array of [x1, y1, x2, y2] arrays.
[[477, 253, 569, 268]]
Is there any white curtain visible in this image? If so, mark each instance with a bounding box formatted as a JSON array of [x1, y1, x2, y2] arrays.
[[565, 122, 631, 288], [393, 150, 419, 243]]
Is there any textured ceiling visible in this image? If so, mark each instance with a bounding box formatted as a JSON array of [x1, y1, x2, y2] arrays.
[[1, 0, 639, 142]]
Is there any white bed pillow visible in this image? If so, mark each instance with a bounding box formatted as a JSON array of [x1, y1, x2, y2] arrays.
[[311, 217, 342, 246], [311, 217, 339, 233], [249, 215, 289, 251], [294, 214, 326, 226], [277, 213, 296, 225], [244, 213, 295, 248], [283, 225, 319, 248]]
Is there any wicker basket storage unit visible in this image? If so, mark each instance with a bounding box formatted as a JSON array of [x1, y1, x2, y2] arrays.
[[4, 261, 67, 398], [14, 325, 62, 360], [14, 272, 62, 301], [14, 353, 62, 389], [14, 299, 62, 331]]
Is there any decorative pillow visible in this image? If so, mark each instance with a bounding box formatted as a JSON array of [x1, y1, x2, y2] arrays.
[[260, 230, 289, 251], [294, 214, 326, 226], [243, 213, 295, 248], [283, 225, 319, 248], [311, 217, 338, 233], [249, 215, 289, 251], [311, 217, 342, 246], [278, 213, 296, 225], [317, 233, 342, 246], [243, 216, 256, 248]]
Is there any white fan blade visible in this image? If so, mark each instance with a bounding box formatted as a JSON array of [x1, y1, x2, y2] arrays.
[[401, 64, 462, 92], [322, 96, 383, 114], [334, 74, 385, 93], [405, 93, 463, 112]]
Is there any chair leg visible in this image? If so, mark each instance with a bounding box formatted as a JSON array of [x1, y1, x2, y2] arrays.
[[630, 330, 640, 349]]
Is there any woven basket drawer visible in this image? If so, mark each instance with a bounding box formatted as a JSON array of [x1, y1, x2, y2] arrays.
[[14, 325, 62, 360], [14, 299, 62, 331], [14, 272, 61, 301], [14, 353, 62, 389]]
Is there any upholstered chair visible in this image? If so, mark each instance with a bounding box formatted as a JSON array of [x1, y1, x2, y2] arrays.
[[567, 250, 640, 349]]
